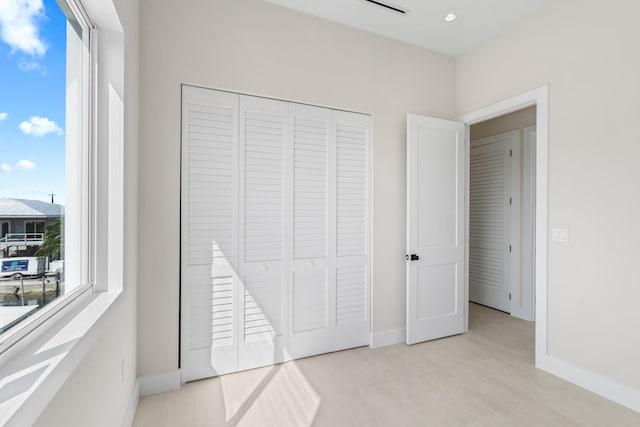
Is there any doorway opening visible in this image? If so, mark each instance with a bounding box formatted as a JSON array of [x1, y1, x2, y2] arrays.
[[458, 86, 549, 368], [468, 106, 536, 321]]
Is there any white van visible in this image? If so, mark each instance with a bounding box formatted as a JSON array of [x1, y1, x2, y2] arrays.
[[0, 257, 46, 280]]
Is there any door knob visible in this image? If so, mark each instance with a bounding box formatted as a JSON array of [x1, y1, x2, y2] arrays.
[[406, 254, 419, 261]]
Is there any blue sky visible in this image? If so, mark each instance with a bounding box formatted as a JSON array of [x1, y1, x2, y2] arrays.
[[0, 0, 67, 204]]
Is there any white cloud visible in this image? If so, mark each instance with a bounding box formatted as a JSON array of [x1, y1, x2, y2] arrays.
[[0, 112, 7, 121], [18, 56, 42, 72], [0, 163, 11, 172], [0, 0, 47, 57], [16, 159, 36, 170], [19, 116, 62, 136]]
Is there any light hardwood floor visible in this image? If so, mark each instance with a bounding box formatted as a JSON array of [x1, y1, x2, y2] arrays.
[[133, 303, 640, 426]]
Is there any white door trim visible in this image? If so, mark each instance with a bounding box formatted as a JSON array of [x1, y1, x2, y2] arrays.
[[520, 126, 537, 322], [457, 85, 549, 368]]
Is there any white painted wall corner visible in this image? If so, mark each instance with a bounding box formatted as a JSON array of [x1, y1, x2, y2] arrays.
[[122, 370, 182, 425], [122, 379, 140, 427]]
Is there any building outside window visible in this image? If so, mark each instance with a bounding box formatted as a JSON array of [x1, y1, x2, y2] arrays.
[[0, 199, 63, 257]]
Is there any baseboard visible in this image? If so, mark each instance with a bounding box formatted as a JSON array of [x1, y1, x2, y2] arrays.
[[370, 327, 406, 348], [538, 354, 640, 413], [139, 369, 182, 397], [122, 379, 140, 427]]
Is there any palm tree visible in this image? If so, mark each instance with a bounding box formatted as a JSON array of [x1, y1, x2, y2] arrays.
[[36, 219, 62, 260]]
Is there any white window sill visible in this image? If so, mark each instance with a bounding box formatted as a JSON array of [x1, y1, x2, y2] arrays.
[[0, 289, 123, 427]]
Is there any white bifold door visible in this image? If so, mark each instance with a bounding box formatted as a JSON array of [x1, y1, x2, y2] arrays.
[[181, 86, 370, 382], [406, 115, 466, 345]]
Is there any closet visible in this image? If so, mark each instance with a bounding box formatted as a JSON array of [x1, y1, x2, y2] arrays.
[[469, 131, 519, 313], [180, 86, 371, 381]]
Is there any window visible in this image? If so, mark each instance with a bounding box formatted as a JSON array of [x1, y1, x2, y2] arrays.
[[0, 222, 8, 240], [0, 0, 92, 347], [0, 0, 125, 422], [24, 220, 45, 236]]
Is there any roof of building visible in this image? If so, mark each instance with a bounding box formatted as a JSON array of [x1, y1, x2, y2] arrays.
[[0, 199, 64, 218]]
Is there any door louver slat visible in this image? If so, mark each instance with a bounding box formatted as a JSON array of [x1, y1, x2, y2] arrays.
[[336, 266, 366, 324], [294, 117, 328, 259], [336, 124, 368, 257], [470, 148, 505, 294], [244, 111, 284, 263], [186, 102, 235, 266]]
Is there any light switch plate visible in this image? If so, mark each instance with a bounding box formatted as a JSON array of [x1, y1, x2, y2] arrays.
[[552, 228, 569, 242]]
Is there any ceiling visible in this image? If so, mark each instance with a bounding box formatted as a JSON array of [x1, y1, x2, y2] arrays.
[[263, 0, 551, 56]]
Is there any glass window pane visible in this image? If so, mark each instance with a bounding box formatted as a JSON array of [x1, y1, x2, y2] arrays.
[[0, 0, 88, 337]]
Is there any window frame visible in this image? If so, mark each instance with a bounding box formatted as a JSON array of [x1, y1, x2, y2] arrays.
[[0, 0, 95, 358], [0, 0, 126, 421]]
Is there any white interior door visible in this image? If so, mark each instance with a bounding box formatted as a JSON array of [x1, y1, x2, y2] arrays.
[[406, 114, 465, 345], [288, 107, 371, 358], [182, 86, 371, 381], [288, 103, 332, 359], [181, 86, 240, 381], [332, 110, 371, 351], [237, 95, 288, 371], [469, 132, 518, 313]]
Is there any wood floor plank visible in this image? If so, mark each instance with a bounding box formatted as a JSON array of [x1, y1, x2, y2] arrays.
[[133, 304, 640, 426]]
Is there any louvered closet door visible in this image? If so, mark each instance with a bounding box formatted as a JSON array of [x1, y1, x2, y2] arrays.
[[182, 86, 371, 380], [332, 110, 370, 351], [237, 96, 288, 371], [469, 132, 514, 313], [181, 86, 239, 381], [288, 104, 332, 359]]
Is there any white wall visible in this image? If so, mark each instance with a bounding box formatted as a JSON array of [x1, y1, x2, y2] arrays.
[[470, 106, 536, 141], [33, 0, 140, 424], [137, 0, 456, 375], [458, 0, 640, 392]]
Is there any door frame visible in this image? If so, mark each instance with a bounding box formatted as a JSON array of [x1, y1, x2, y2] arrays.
[[457, 85, 548, 368]]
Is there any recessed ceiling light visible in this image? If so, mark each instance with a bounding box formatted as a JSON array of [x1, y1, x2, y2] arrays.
[[445, 12, 457, 22]]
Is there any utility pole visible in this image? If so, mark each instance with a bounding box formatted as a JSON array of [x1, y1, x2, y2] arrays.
[[49, 193, 55, 204]]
